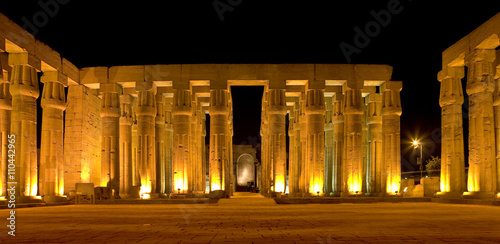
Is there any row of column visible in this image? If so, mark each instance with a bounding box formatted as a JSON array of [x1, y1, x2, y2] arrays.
[[286, 82, 402, 197], [439, 48, 500, 198]]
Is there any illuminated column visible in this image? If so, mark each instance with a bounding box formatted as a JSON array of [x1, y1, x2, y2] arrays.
[[155, 93, 166, 194], [227, 100, 234, 195], [192, 102, 205, 192], [209, 89, 230, 192], [136, 88, 156, 195], [465, 49, 497, 197], [200, 110, 206, 192], [382, 81, 402, 195], [299, 93, 307, 195], [131, 98, 139, 187], [0, 77, 11, 197], [342, 84, 363, 196], [164, 98, 173, 195], [495, 65, 500, 194], [305, 89, 325, 195], [267, 89, 286, 193], [100, 83, 120, 197], [324, 96, 334, 195], [173, 89, 191, 193], [39, 72, 66, 200], [288, 101, 301, 196], [366, 93, 383, 195], [9, 57, 39, 198], [119, 94, 133, 198], [332, 92, 344, 195], [437, 66, 465, 197], [260, 94, 270, 195]]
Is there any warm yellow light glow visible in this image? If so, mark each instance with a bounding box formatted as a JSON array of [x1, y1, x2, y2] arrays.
[[0, 196, 5, 200], [275, 175, 285, 193], [140, 182, 151, 199], [412, 140, 418, 146], [348, 176, 361, 193], [211, 176, 221, 191], [30, 183, 38, 196], [403, 187, 408, 192], [463, 191, 472, 196], [33, 196, 42, 200]]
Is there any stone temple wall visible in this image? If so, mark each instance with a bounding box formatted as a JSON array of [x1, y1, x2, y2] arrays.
[[63, 85, 102, 194]]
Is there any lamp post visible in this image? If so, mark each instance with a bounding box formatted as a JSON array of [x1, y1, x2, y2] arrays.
[[413, 141, 423, 180]]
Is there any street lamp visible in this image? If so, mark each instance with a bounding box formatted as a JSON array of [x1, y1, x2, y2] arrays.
[[413, 140, 423, 180]]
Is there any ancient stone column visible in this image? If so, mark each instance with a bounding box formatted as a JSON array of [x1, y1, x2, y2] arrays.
[[260, 95, 270, 194], [267, 89, 287, 193], [39, 71, 66, 200], [209, 89, 230, 192], [299, 93, 308, 196], [9, 58, 39, 198], [305, 89, 325, 195], [465, 49, 497, 197], [155, 93, 165, 195], [366, 93, 383, 195], [495, 65, 500, 194], [100, 83, 120, 197], [136, 88, 156, 195], [172, 89, 191, 193], [0, 79, 11, 197], [288, 102, 301, 196], [324, 96, 334, 195], [200, 111, 206, 192], [332, 93, 344, 195], [382, 81, 402, 194], [119, 94, 133, 198], [164, 99, 173, 194], [342, 84, 363, 196], [438, 66, 465, 197]]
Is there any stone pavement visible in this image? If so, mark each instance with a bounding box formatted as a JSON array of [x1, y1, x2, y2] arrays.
[[1, 202, 500, 243]]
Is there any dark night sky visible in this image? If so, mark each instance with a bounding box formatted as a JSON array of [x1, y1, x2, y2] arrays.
[[1, 1, 500, 171]]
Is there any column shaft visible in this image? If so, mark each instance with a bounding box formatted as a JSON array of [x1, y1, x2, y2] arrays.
[[136, 89, 156, 195], [305, 89, 325, 195], [119, 95, 133, 198], [155, 93, 165, 194], [324, 96, 334, 195], [332, 93, 344, 194], [0, 82, 11, 197], [100, 83, 120, 196], [366, 93, 383, 194], [343, 86, 363, 195], [438, 66, 466, 196], [209, 89, 230, 192], [10, 64, 39, 197], [172, 89, 191, 193], [382, 81, 402, 194], [40, 74, 66, 198], [267, 89, 286, 193], [465, 49, 497, 196]]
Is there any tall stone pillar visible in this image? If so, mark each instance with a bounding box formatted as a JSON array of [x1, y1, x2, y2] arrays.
[[200, 110, 206, 192], [9, 57, 39, 198], [382, 81, 402, 194], [260, 96, 270, 195], [100, 83, 120, 196], [0, 78, 11, 197], [164, 99, 173, 195], [119, 94, 133, 198], [288, 102, 301, 196], [342, 84, 363, 196], [495, 65, 500, 194], [465, 49, 497, 197], [324, 96, 334, 195], [438, 66, 466, 197], [39, 71, 66, 200], [155, 93, 166, 195], [136, 88, 156, 196], [172, 89, 191, 193], [209, 89, 230, 192], [305, 89, 325, 195], [366, 93, 383, 195], [267, 89, 287, 193], [332, 93, 344, 195], [299, 93, 308, 195]]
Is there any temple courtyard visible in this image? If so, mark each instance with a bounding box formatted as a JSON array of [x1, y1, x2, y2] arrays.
[[1, 199, 500, 243]]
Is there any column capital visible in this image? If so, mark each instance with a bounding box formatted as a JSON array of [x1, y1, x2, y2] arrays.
[[366, 93, 382, 124], [0, 83, 12, 110], [343, 85, 363, 115], [172, 89, 192, 116], [465, 49, 496, 95], [9, 64, 39, 98], [267, 89, 286, 115], [100, 83, 121, 118], [120, 94, 133, 125], [136, 89, 156, 116], [381, 81, 402, 116], [439, 66, 465, 107], [305, 89, 325, 115], [209, 89, 230, 115]]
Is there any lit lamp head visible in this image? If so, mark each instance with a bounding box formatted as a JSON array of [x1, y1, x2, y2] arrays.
[[413, 140, 418, 149]]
